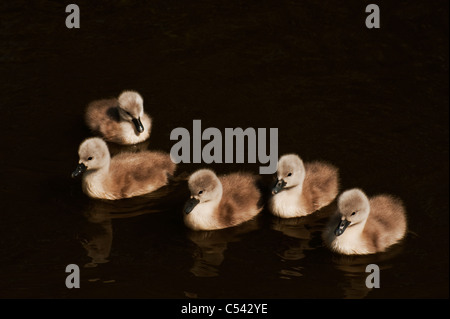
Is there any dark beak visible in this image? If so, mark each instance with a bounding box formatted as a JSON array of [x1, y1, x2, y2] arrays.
[[71, 163, 87, 178], [334, 219, 351, 236], [183, 197, 200, 215], [132, 117, 144, 133], [272, 179, 287, 195]]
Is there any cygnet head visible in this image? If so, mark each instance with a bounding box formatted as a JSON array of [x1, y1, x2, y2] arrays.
[[334, 188, 371, 236], [183, 169, 223, 214], [272, 154, 306, 195], [72, 137, 110, 178], [117, 90, 145, 133]]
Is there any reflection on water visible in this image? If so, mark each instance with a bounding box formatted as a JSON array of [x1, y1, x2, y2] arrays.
[[332, 242, 405, 299], [272, 217, 314, 262], [79, 208, 113, 268], [187, 218, 260, 277], [75, 177, 189, 283], [272, 203, 336, 278], [78, 200, 156, 268]]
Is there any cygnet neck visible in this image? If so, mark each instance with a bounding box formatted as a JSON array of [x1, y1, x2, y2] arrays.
[[85, 159, 111, 180]]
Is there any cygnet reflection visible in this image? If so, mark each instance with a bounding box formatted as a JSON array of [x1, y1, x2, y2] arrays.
[[271, 202, 336, 278], [187, 218, 259, 277], [331, 243, 404, 299]]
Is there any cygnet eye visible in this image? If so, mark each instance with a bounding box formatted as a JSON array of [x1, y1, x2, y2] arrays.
[[198, 190, 203, 195], [88, 157, 93, 161], [351, 212, 356, 216], [287, 172, 292, 177]]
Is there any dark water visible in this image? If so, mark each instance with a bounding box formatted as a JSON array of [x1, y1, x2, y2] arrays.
[[0, 0, 448, 300]]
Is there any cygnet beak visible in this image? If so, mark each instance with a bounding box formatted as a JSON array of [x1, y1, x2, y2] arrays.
[[183, 197, 200, 215], [132, 117, 144, 133], [334, 219, 351, 236], [272, 179, 287, 195], [71, 163, 87, 178]]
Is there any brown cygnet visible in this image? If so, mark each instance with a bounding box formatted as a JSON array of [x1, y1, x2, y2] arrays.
[[72, 137, 175, 200], [85, 90, 151, 145]]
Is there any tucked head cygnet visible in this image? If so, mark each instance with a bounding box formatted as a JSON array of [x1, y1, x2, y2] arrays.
[[117, 91, 145, 133], [85, 90, 152, 145]]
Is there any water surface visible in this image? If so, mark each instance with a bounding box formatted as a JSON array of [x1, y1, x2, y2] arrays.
[[0, 0, 448, 299]]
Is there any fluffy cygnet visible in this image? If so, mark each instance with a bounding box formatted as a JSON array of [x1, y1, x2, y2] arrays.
[[85, 90, 152, 145], [322, 188, 407, 255], [183, 169, 263, 231], [71, 137, 175, 200], [269, 154, 339, 218]]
